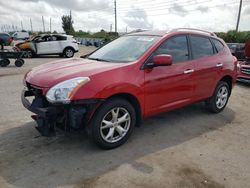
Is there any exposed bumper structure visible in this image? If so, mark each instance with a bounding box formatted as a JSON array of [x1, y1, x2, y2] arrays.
[[21, 88, 102, 137]]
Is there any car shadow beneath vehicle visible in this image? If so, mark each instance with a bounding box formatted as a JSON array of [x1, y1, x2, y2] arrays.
[[236, 81, 250, 87], [30, 55, 63, 59], [0, 102, 235, 188]]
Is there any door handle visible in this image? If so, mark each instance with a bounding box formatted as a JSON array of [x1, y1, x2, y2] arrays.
[[184, 69, 194, 74], [216, 63, 223, 67]]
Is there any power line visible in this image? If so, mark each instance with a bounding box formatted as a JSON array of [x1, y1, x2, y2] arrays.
[[118, 0, 212, 13], [136, 1, 240, 17]]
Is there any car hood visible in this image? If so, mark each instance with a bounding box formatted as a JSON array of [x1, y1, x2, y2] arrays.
[[25, 58, 129, 88]]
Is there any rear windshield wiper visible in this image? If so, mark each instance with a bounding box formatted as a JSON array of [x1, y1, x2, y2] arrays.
[[87, 57, 110, 62]]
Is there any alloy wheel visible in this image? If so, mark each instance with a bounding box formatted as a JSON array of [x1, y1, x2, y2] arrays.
[[216, 86, 228, 109], [66, 49, 73, 57], [100, 107, 131, 143]]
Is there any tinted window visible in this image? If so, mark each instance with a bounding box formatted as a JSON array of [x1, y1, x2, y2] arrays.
[[154, 35, 189, 63], [190, 35, 214, 59], [54, 35, 67, 41], [212, 39, 224, 52]]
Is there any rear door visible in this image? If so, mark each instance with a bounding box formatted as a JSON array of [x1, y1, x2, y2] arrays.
[[144, 35, 195, 116], [189, 35, 221, 99]]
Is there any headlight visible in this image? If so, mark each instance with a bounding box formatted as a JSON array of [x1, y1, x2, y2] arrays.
[[237, 62, 241, 71], [46, 77, 90, 104], [23, 69, 31, 86]]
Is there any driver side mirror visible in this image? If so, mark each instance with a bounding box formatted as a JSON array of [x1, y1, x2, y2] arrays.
[[153, 54, 173, 66]]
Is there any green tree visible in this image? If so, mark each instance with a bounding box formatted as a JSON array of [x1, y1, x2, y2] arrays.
[[61, 14, 74, 34]]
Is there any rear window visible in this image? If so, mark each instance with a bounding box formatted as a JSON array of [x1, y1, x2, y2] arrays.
[[212, 39, 224, 52], [190, 35, 214, 59], [0, 33, 9, 37]]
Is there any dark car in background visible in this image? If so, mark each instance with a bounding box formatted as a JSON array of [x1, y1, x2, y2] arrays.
[[237, 40, 250, 83], [0, 33, 13, 49], [227, 43, 245, 60]]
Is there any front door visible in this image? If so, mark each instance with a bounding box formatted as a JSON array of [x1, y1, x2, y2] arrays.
[[36, 35, 55, 54], [144, 35, 195, 116]]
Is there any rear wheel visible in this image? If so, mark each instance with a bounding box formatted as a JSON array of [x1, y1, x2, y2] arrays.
[[87, 98, 136, 149], [206, 81, 230, 113], [63, 48, 74, 58]]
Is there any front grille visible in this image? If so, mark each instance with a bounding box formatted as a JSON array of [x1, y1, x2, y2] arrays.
[[241, 67, 250, 75], [26, 82, 49, 107], [26, 82, 43, 96]]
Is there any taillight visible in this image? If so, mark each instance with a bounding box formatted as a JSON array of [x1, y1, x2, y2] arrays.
[[8, 37, 13, 43]]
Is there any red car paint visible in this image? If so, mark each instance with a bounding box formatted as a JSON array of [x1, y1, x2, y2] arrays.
[[25, 30, 237, 118], [237, 40, 250, 83]]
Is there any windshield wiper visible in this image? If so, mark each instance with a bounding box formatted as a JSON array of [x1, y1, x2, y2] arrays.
[[87, 57, 110, 62]]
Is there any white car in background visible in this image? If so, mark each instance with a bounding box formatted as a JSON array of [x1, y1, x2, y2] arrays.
[[15, 34, 79, 58], [12, 31, 29, 40]]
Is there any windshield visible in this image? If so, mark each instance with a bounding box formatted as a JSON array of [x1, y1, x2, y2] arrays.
[[88, 35, 160, 62]]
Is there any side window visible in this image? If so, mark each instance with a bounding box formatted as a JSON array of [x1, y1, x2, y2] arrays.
[[55, 35, 67, 41], [190, 35, 214, 59], [154, 35, 189, 63], [212, 38, 224, 52]]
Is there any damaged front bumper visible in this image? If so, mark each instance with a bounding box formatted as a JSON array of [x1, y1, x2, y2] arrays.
[[21, 88, 102, 137]]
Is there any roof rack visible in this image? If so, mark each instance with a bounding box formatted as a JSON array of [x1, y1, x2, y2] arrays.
[[170, 28, 217, 37]]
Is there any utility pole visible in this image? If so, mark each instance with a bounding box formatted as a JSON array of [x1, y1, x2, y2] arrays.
[[30, 18, 33, 32], [236, 0, 243, 32], [21, 21, 23, 31], [42, 16, 45, 32], [50, 17, 52, 33], [114, 0, 117, 33], [110, 24, 112, 32], [69, 10, 72, 31]]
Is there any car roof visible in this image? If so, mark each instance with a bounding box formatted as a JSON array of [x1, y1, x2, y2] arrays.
[[128, 28, 217, 38], [0, 32, 10, 35]]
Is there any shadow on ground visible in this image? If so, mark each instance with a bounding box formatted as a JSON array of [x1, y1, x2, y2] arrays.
[[0, 102, 235, 188]]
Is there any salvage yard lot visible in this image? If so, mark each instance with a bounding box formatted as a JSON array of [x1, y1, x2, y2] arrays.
[[0, 46, 250, 188]]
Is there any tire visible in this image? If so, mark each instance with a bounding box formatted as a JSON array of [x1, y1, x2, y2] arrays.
[[63, 47, 74, 58], [15, 59, 24, 67], [87, 98, 136, 149], [206, 81, 230, 113], [0, 59, 10, 67]]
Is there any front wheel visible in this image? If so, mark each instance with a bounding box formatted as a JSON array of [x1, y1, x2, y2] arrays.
[[206, 81, 230, 113], [87, 98, 136, 149], [24, 50, 34, 58]]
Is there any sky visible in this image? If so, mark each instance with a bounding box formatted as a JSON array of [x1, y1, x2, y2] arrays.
[[0, 0, 250, 33]]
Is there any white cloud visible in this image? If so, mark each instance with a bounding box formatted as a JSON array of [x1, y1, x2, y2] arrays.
[[0, 0, 249, 33]]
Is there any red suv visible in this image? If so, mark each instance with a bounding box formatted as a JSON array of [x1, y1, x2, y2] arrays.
[[237, 40, 250, 83], [22, 28, 237, 149]]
